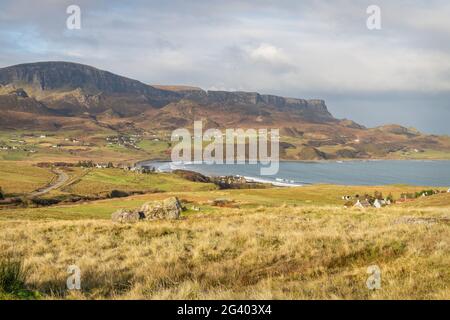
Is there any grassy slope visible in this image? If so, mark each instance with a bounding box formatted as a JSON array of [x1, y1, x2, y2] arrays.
[[0, 130, 159, 163], [63, 169, 216, 196], [0, 205, 448, 299], [399, 192, 450, 207], [1, 184, 446, 221], [0, 162, 449, 299], [0, 161, 55, 195], [2, 130, 450, 162]]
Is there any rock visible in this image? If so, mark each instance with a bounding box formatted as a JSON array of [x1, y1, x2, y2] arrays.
[[140, 197, 182, 220], [111, 209, 144, 223], [8, 88, 29, 98]]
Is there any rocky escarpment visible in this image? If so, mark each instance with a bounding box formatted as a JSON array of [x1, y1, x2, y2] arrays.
[[0, 85, 53, 115], [0, 62, 448, 160], [0, 62, 181, 115], [0, 61, 178, 97], [182, 90, 334, 121], [0, 61, 335, 122]]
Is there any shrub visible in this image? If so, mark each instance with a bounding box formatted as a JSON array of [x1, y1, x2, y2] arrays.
[[0, 258, 41, 299], [77, 160, 94, 168], [0, 258, 28, 294], [344, 200, 354, 207], [374, 191, 383, 200], [108, 190, 130, 198], [415, 189, 434, 198], [31, 197, 62, 206], [0, 187, 4, 200]]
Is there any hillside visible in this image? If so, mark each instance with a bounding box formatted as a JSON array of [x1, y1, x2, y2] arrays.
[[0, 61, 449, 161], [0, 175, 448, 299]]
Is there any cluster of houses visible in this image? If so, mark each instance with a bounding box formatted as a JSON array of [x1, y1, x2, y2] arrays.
[[0, 143, 37, 153], [353, 198, 392, 209], [106, 135, 142, 150], [214, 175, 247, 185], [344, 188, 450, 209], [121, 164, 156, 174], [64, 137, 80, 143], [73, 160, 157, 174], [0, 134, 86, 153], [342, 194, 392, 209]]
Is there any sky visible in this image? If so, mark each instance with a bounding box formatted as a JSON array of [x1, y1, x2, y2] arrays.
[[0, 0, 449, 134]]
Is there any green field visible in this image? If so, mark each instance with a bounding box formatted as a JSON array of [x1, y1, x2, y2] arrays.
[[0, 161, 55, 195], [0, 195, 448, 299], [62, 168, 217, 196]]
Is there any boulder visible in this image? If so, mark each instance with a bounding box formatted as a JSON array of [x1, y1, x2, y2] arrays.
[[111, 209, 144, 223], [140, 197, 182, 220]]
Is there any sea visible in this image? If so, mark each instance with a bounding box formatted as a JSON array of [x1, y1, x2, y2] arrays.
[[138, 160, 450, 187]]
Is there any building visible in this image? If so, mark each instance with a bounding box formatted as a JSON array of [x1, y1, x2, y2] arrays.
[[373, 199, 383, 209], [354, 199, 371, 208]]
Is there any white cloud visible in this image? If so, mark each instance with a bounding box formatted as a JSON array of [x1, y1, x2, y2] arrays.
[[0, 0, 450, 133], [248, 44, 285, 63]]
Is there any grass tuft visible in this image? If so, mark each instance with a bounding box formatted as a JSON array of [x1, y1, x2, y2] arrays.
[[0, 257, 39, 299]]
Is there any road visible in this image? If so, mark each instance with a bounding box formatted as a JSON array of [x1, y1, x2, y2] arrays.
[[29, 168, 69, 197]]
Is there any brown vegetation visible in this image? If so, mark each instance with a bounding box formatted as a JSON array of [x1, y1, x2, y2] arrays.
[[0, 205, 448, 299]]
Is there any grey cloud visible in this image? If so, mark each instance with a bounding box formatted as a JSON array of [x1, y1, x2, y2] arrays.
[[0, 0, 449, 133]]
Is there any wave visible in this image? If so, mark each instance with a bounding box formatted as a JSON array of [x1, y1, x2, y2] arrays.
[[243, 176, 303, 187]]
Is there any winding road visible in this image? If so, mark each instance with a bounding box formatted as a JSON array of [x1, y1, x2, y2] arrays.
[[29, 168, 69, 197]]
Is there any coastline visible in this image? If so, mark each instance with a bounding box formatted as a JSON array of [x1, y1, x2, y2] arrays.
[[136, 159, 450, 187], [136, 158, 450, 166]]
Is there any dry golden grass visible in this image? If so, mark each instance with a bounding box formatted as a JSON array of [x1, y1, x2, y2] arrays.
[[0, 205, 448, 299], [0, 160, 448, 299], [0, 161, 55, 195], [63, 169, 217, 196]]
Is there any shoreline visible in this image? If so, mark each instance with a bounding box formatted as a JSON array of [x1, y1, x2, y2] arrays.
[[136, 159, 450, 188], [136, 158, 450, 166]]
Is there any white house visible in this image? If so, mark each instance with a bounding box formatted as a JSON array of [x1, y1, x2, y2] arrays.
[[354, 199, 371, 208], [373, 199, 383, 209]]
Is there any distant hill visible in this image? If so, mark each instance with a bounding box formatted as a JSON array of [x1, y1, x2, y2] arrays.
[[0, 61, 176, 96], [0, 61, 449, 160], [0, 61, 335, 122]]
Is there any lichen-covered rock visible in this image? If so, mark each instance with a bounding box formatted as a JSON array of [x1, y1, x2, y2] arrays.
[[140, 197, 182, 220], [111, 209, 144, 223]]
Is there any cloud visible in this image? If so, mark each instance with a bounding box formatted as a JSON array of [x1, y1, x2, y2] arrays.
[[248, 44, 285, 62], [0, 0, 449, 133]]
